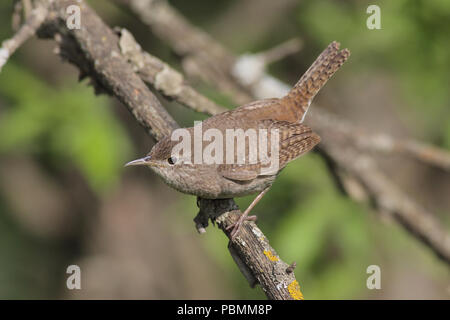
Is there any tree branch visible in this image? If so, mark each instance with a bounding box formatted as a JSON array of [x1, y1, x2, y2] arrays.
[[19, 0, 303, 299], [196, 199, 302, 300]]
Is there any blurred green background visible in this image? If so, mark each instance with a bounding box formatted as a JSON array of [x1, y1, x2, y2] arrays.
[[0, 0, 449, 299]]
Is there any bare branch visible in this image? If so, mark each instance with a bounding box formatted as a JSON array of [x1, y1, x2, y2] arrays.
[[116, 0, 253, 105], [196, 199, 303, 300], [38, 0, 178, 140], [314, 123, 450, 263], [356, 134, 450, 172], [118, 28, 226, 115], [309, 111, 450, 172]]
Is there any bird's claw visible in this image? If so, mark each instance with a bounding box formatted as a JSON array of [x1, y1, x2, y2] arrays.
[[226, 214, 257, 240]]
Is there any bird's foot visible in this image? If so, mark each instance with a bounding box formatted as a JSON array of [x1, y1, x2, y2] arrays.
[[226, 213, 257, 240]]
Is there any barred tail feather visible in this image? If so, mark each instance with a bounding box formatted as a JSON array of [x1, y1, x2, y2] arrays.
[[281, 41, 350, 122]]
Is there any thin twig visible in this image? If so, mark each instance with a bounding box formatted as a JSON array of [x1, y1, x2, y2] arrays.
[[115, 0, 253, 105], [196, 198, 303, 300], [357, 134, 450, 172], [26, 0, 302, 300]]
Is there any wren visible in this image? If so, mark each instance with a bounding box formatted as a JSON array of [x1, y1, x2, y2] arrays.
[[126, 41, 350, 239]]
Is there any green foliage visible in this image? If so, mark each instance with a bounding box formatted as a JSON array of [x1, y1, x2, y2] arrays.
[[0, 63, 133, 193]]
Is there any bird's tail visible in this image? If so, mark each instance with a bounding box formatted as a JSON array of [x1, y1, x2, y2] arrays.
[[280, 41, 350, 122]]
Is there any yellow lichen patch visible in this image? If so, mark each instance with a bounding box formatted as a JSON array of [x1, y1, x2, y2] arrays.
[[288, 280, 304, 300], [263, 250, 279, 262]]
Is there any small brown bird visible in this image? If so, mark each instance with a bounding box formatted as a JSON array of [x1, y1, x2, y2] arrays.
[[126, 41, 350, 239]]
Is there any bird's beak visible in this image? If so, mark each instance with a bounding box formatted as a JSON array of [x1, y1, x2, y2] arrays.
[[124, 156, 153, 167]]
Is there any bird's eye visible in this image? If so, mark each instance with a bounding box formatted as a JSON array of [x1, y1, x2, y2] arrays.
[[167, 156, 177, 165]]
